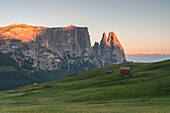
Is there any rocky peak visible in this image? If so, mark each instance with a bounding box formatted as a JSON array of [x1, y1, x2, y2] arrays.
[[100, 32, 124, 51], [107, 32, 124, 50], [101, 32, 107, 43], [93, 32, 126, 65]]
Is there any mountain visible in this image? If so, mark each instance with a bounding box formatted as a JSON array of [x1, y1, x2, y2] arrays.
[[0, 59, 170, 112], [93, 32, 126, 66], [0, 23, 126, 82]]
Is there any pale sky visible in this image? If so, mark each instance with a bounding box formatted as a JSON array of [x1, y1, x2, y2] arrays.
[[0, 0, 170, 54]]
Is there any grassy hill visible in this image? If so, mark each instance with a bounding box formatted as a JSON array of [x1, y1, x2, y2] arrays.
[[0, 59, 170, 112]]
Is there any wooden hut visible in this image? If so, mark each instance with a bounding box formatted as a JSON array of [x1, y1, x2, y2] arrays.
[[120, 67, 131, 77]]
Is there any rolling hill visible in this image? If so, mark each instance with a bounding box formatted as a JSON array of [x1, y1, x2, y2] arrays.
[[0, 59, 170, 112]]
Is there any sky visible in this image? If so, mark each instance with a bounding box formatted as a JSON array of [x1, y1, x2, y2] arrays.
[[0, 0, 170, 55]]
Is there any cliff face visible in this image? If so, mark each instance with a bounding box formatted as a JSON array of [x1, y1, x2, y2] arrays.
[[0, 24, 126, 78], [36, 25, 93, 56]]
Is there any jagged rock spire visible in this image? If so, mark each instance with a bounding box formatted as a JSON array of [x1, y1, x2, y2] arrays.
[[100, 32, 107, 44], [107, 32, 124, 50], [94, 31, 126, 65]]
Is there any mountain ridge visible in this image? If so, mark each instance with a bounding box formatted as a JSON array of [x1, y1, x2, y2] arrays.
[[0, 23, 126, 83]]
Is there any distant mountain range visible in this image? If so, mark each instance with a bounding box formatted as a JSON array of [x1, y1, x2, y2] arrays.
[[0, 23, 126, 90], [127, 54, 170, 62]]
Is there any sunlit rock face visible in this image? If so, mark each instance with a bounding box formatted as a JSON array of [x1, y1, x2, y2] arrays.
[[0, 24, 126, 76], [0, 23, 46, 42]]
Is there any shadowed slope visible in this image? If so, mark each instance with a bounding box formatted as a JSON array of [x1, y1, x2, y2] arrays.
[[0, 53, 36, 91]]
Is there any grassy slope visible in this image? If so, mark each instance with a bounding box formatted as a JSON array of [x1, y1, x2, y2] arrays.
[[0, 59, 170, 112]]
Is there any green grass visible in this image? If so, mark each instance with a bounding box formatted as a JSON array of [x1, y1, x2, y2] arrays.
[[0, 59, 170, 112]]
